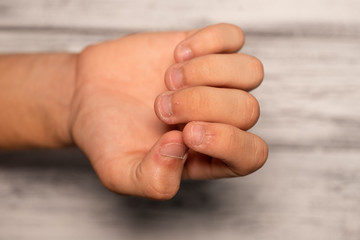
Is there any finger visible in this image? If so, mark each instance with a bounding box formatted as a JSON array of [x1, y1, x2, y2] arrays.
[[175, 23, 245, 62], [95, 131, 188, 200], [135, 130, 188, 199], [182, 122, 268, 178], [154, 86, 260, 130], [165, 53, 264, 91]]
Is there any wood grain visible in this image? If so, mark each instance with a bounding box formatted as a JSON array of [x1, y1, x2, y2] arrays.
[[0, 0, 359, 239], [1, 0, 360, 30], [1, 149, 359, 240]]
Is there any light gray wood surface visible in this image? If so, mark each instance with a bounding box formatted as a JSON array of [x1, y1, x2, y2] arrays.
[[0, 1, 359, 239]]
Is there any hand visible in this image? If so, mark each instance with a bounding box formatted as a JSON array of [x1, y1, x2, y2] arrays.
[[69, 23, 268, 199]]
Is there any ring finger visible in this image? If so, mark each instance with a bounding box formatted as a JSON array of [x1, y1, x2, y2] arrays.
[[166, 53, 264, 91]]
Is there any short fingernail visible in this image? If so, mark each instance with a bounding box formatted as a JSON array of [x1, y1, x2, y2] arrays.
[[170, 68, 183, 90], [158, 93, 173, 118], [177, 45, 193, 62], [160, 143, 188, 159], [191, 124, 205, 146]]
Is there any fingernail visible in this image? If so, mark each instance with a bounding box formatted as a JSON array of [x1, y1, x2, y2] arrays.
[[191, 124, 205, 146], [170, 68, 183, 90], [178, 45, 193, 62], [160, 143, 188, 159], [158, 93, 173, 118]]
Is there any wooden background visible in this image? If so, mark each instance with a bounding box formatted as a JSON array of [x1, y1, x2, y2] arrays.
[[0, 0, 359, 239]]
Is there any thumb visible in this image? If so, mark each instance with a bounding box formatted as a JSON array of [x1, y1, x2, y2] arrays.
[[135, 130, 188, 200]]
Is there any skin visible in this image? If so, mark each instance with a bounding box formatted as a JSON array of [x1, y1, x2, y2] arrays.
[[0, 23, 268, 200]]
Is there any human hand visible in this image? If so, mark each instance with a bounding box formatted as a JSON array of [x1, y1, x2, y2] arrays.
[[69, 23, 268, 199]]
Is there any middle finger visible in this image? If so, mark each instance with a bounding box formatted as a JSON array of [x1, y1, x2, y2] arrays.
[[154, 86, 259, 130]]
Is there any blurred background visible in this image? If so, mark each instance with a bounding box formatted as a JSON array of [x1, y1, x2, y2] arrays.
[[0, 0, 359, 239]]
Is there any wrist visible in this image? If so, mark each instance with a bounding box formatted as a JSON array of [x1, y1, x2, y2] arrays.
[[28, 52, 78, 148], [0, 53, 78, 148], [49, 53, 78, 147]]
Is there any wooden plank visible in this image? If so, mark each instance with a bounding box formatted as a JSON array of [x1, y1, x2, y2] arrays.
[[0, 149, 359, 240], [0, 0, 360, 30], [245, 33, 360, 150]]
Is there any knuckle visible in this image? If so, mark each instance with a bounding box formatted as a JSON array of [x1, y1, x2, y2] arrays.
[[226, 127, 253, 176], [205, 25, 228, 49], [252, 137, 269, 171], [220, 127, 267, 177], [249, 56, 265, 85], [218, 23, 244, 34], [219, 23, 245, 48], [235, 26, 245, 42], [246, 94, 260, 128], [226, 23, 245, 39], [237, 135, 264, 176], [239, 93, 259, 129], [205, 23, 245, 52], [236, 138, 263, 176]]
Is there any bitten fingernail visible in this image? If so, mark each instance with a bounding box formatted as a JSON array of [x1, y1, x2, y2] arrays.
[[158, 93, 173, 118], [191, 124, 205, 146], [170, 68, 183, 90], [177, 45, 193, 62], [160, 143, 188, 159]]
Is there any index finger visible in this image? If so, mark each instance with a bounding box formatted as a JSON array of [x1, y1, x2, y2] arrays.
[[175, 23, 245, 62]]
